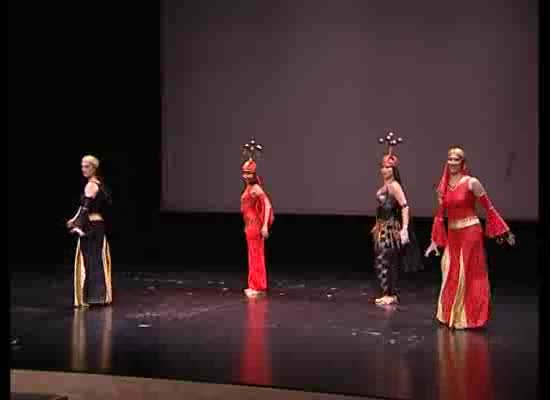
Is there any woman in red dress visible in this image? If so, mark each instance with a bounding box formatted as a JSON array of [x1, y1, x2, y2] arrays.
[[425, 146, 515, 329], [240, 139, 274, 298]]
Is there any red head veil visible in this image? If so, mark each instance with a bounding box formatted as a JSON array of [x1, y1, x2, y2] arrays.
[[241, 159, 257, 174], [241, 159, 265, 186]]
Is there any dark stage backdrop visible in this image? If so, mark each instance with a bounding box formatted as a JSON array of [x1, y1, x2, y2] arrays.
[[162, 0, 538, 220]]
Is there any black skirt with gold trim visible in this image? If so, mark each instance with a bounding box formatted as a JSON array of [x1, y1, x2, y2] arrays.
[[73, 221, 112, 307], [371, 218, 424, 273]]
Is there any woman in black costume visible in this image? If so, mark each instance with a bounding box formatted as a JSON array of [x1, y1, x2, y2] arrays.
[[67, 155, 113, 307], [371, 133, 423, 305]]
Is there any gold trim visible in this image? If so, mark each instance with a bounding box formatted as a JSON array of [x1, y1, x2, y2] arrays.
[[437, 248, 468, 328], [89, 213, 103, 222], [449, 250, 467, 328], [448, 148, 465, 159], [73, 240, 87, 307], [102, 238, 113, 304], [448, 216, 480, 230], [74, 236, 112, 306]]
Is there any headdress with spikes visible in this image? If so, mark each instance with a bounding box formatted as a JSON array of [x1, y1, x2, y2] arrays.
[[377, 131, 404, 167], [241, 138, 264, 174]]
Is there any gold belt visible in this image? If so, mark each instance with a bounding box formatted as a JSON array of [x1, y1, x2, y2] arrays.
[[448, 216, 480, 230], [88, 213, 104, 222]]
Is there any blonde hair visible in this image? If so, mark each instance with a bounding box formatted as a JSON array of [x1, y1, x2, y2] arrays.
[[447, 146, 465, 160], [82, 155, 100, 168]]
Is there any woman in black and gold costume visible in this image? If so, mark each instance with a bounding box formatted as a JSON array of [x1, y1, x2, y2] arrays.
[[67, 155, 113, 307], [371, 133, 423, 305]]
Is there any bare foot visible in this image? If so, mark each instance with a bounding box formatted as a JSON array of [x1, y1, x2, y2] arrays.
[[383, 296, 399, 305], [245, 289, 266, 298]]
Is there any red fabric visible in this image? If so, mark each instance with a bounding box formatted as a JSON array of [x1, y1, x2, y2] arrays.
[[239, 300, 272, 385], [241, 188, 270, 291], [439, 224, 490, 328], [436, 164, 450, 198], [431, 202, 448, 247], [436, 178, 492, 329], [258, 192, 274, 227], [431, 160, 471, 246], [478, 194, 510, 238], [241, 190, 274, 229], [242, 159, 257, 173], [246, 237, 267, 290], [445, 180, 477, 221], [437, 330, 493, 400], [436, 162, 471, 200]]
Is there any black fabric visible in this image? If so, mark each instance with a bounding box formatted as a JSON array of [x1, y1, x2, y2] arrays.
[[80, 221, 107, 304], [401, 224, 424, 273], [374, 188, 424, 293], [78, 183, 110, 214], [74, 197, 93, 231], [376, 189, 400, 221], [73, 182, 111, 233], [393, 176, 424, 273], [374, 246, 399, 296]]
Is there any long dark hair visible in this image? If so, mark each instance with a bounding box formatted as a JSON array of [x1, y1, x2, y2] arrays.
[[392, 166, 402, 186], [380, 165, 404, 190], [391, 166, 408, 220]]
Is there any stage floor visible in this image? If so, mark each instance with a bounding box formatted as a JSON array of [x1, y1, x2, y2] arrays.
[[11, 268, 538, 400]]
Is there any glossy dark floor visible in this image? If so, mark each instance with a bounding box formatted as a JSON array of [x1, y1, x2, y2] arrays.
[[11, 269, 538, 400]]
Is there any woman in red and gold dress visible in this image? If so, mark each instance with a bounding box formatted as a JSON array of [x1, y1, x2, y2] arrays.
[[240, 139, 274, 298], [425, 146, 515, 329]]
